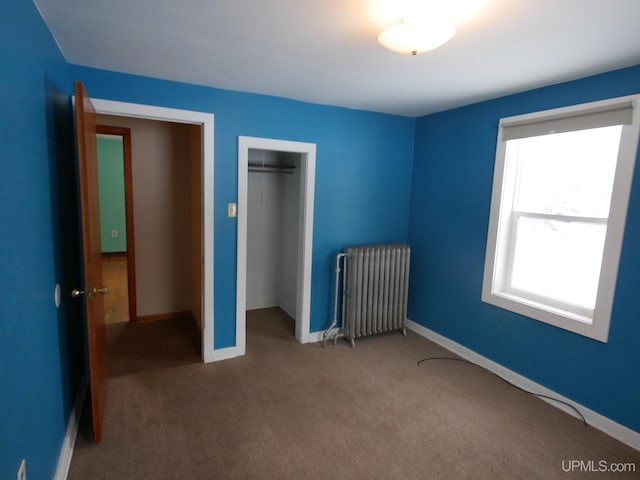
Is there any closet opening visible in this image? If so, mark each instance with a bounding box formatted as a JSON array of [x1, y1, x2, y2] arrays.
[[237, 137, 316, 353], [246, 149, 302, 338]]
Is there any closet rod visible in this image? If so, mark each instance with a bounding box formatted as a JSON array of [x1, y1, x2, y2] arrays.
[[248, 162, 295, 174]]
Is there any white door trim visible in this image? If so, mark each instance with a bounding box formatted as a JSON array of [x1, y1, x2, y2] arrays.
[[237, 136, 316, 352], [90, 98, 215, 363]]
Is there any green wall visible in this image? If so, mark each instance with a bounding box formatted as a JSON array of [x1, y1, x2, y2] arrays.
[[97, 135, 127, 252]]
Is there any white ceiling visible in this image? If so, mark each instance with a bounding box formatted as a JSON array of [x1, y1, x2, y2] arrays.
[[34, 0, 640, 117]]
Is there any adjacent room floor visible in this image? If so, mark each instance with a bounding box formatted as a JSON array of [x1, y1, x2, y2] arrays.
[[106, 316, 201, 377], [102, 253, 129, 325], [68, 308, 639, 479], [101, 249, 202, 377]]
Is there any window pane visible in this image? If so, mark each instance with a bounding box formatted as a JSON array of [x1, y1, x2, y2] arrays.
[[510, 217, 606, 310], [508, 126, 622, 217]]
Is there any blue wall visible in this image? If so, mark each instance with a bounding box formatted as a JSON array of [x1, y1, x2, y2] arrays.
[[71, 65, 417, 349], [97, 136, 127, 252], [0, 1, 81, 479], [408, 65, 640, 433], [3, 2, 639, 476]]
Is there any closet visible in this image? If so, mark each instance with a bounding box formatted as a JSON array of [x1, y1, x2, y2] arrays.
[[246, 148, 302, 324]]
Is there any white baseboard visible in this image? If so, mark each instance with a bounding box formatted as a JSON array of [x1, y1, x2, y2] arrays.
[[54, 380, 87, 480], [406, 319, 640, 451], [246, 299, 279, 311], [212, 345, 245, 361], [303, 327, 340, 344], [279, 302, 296, 321], [202, 327, 214, 364], [246, 301, 296, 321]]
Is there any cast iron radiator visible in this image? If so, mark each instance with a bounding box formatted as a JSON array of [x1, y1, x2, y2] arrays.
[[324, 243, 411, 347]]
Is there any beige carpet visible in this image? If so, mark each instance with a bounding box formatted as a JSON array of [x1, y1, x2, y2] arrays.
[[69, 308, 639, 479]]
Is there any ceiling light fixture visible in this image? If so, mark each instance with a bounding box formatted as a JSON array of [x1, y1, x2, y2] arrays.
[[377, 16, 455, 56]]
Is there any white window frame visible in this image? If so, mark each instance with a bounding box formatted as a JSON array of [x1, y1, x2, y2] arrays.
[[482, 95, 640, 342]]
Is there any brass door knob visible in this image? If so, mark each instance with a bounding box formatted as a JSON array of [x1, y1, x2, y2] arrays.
[[71, 287, 108, 298], [92, 287, 108, 296]]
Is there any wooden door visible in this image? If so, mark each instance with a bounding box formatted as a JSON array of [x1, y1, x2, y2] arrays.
[[73, 81, 107, 443]]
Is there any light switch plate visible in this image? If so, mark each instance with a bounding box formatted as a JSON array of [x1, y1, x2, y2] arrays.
[[228, 203, 237, 218]]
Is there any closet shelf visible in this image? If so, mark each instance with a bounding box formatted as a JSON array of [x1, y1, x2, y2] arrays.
[[248, 162, 295, 174]]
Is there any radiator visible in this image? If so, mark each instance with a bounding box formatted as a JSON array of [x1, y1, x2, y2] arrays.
[[324, 244, 410, 347]]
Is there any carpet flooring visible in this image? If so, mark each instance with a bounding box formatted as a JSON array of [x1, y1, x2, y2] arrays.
[[68, 308, 639, 479]]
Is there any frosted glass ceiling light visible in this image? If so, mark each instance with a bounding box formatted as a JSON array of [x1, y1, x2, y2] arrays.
[[378, 17, 455, 55]]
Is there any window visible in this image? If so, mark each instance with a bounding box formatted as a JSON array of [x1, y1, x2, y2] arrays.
[[482, 95, 640, 342]]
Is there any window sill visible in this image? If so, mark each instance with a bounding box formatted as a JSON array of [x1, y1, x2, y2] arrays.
[[481, 289, 608, 343]]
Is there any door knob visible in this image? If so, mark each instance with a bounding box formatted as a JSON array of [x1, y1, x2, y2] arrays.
[[71, 288, 87, 298], [71, 287, 108, 298]]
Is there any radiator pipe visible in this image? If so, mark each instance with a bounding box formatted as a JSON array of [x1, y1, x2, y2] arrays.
[[322, 253, 347, 347]]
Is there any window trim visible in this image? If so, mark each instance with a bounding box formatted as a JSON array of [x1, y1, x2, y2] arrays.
[[482, 94, 640, 342]]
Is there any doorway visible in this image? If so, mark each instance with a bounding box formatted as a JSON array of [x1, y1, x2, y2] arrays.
[[96, 115, 203, 375], [96, 126, 135, 325], [91, 98, 215, 363], [246, 149, 302, 338], [237, 136, 316, 353]]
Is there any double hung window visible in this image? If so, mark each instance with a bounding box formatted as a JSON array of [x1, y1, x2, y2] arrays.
[[482, 96, 640, 341]]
